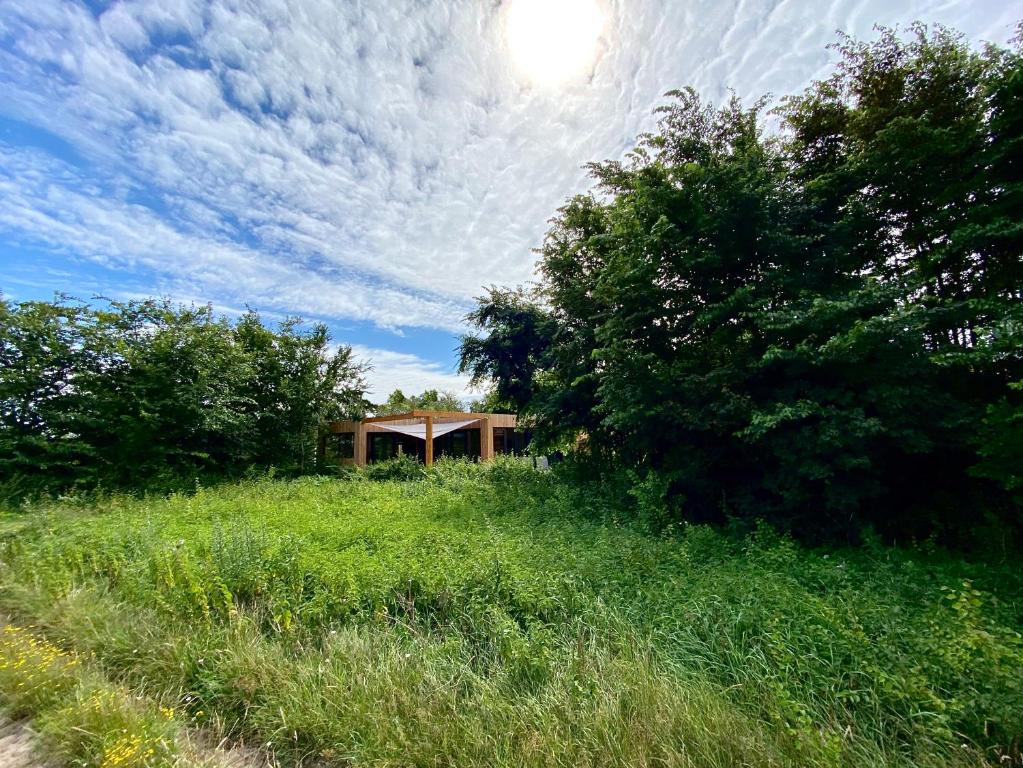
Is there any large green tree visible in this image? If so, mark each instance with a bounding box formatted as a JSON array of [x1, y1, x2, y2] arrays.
[[460, 24, 1023, 539], [374, 388, 465, 416], [0, 297, 368, 493]]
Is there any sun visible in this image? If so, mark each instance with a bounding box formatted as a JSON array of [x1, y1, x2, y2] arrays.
[[505, 0, 605, 86]]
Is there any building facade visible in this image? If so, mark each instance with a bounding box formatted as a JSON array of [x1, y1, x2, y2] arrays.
[[321, 410, 526, 467]]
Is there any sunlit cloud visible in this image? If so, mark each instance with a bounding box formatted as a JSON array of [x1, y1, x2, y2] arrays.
[[0, 0, 1016, 374], [506, 0, 606, 86], [351, 345, 475, 402]]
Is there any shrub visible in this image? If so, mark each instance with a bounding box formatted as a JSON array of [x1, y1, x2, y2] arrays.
[[361, 453, 427, 482]]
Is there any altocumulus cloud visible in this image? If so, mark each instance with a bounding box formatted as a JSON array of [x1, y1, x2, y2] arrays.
[[0, 0, 1017, 341], [350, 345, 474, 403]]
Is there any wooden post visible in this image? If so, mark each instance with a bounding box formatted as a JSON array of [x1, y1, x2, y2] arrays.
[[424, 416, 434, 466], [480, 417, 493, 461], [355, 423, 367, 467]]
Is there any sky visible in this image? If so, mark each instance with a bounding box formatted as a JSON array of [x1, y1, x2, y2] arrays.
[[0, 0, 1018, 401]]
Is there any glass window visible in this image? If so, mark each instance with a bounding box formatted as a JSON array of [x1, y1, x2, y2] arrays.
[[370, 434, 395, 463], [326, 432, 354, 460]]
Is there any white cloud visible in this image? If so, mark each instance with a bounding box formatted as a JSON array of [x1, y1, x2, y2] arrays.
[[351, 344, 476, 403], [0, 144, 468, 331], [0, 0, 1018, 339], [98, 5, 149, 50]]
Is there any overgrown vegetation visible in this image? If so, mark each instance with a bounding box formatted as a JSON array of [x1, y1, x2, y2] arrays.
[[0, 623, 212, 767], [0, 462, 1020, 767], [0, 297, 368, 497], [1, 22, 1021, 768], [460, 24, 1023, 542]]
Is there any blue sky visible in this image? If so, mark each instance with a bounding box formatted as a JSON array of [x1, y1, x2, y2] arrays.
[[0, 0, 1017, 400]]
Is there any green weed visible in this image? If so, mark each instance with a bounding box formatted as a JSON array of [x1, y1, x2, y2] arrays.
[[0, 461, 1019, 766], [0, 623, 200, 767]]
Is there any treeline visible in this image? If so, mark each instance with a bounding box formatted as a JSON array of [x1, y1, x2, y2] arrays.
[[374, 388, 466, 416], [460, 25, 1023, 542], [0, 297, 368, 495]]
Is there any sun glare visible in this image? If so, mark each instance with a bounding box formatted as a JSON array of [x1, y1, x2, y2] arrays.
[[506, 0, 605, 86]]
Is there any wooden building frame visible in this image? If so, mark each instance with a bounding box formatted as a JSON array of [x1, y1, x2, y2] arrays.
[[321, 410, 522, 467]]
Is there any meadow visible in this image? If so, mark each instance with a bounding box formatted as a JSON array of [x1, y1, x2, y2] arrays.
[[0, 458, 1020, 767]]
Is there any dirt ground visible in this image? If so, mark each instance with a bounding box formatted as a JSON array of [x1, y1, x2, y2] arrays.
[[0, 720, 50, 768], [0, 716, 270, 768]]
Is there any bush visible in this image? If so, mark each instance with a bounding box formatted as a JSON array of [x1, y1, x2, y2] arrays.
[[361, 453, 426, 482]]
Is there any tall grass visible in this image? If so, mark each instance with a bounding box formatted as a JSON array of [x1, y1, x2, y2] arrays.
[[0, 621, 216, 767], [0, 459, 1020, 766]]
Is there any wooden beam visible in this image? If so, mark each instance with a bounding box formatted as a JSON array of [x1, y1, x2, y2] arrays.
[[361, 410, 517, 424], [424, 415, 433, 467], [362, 411, 417, 423], [410, 410, 516, 420], [480, 417, 493, 462], [329, 420, 361, 432], [354, 421, 367, 467]]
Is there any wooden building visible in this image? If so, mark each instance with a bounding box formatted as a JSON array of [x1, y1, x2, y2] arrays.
[[321, 411, 526, 467]]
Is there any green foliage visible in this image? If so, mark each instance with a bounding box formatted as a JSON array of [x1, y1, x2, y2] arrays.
[[0, 624, 197, 767], [0, 471, 1020, 766], [233, 310, 370, 471], [374, 387, 466, 415], [360, 453, 427, 481], [0, 296, 368, 496], [467, 386, 515, 414], [973, 382, 1023, 495], [459, 25, 1023, 541], [460, 287, 559, 415]]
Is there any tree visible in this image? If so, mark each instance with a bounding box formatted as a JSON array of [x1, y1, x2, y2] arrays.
[[467, 387, 514, 414], [460, 25, 1022, 540], [0, 296, 368, 494], [234, 310, 369, 472], [374, 388, 465, 415], [0, 296, 106, 491]]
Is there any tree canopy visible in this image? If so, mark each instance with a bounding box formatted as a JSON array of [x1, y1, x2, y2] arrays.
[[0, 296, 368, 494], [460, 24, 1023, 541], [374, 388, 466, 416]]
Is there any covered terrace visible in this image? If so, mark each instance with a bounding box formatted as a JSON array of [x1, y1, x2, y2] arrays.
[[321, 410, 525, 467]]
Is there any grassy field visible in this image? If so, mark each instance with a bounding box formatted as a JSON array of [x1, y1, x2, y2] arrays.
[[0, 459, 1020, 767]]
